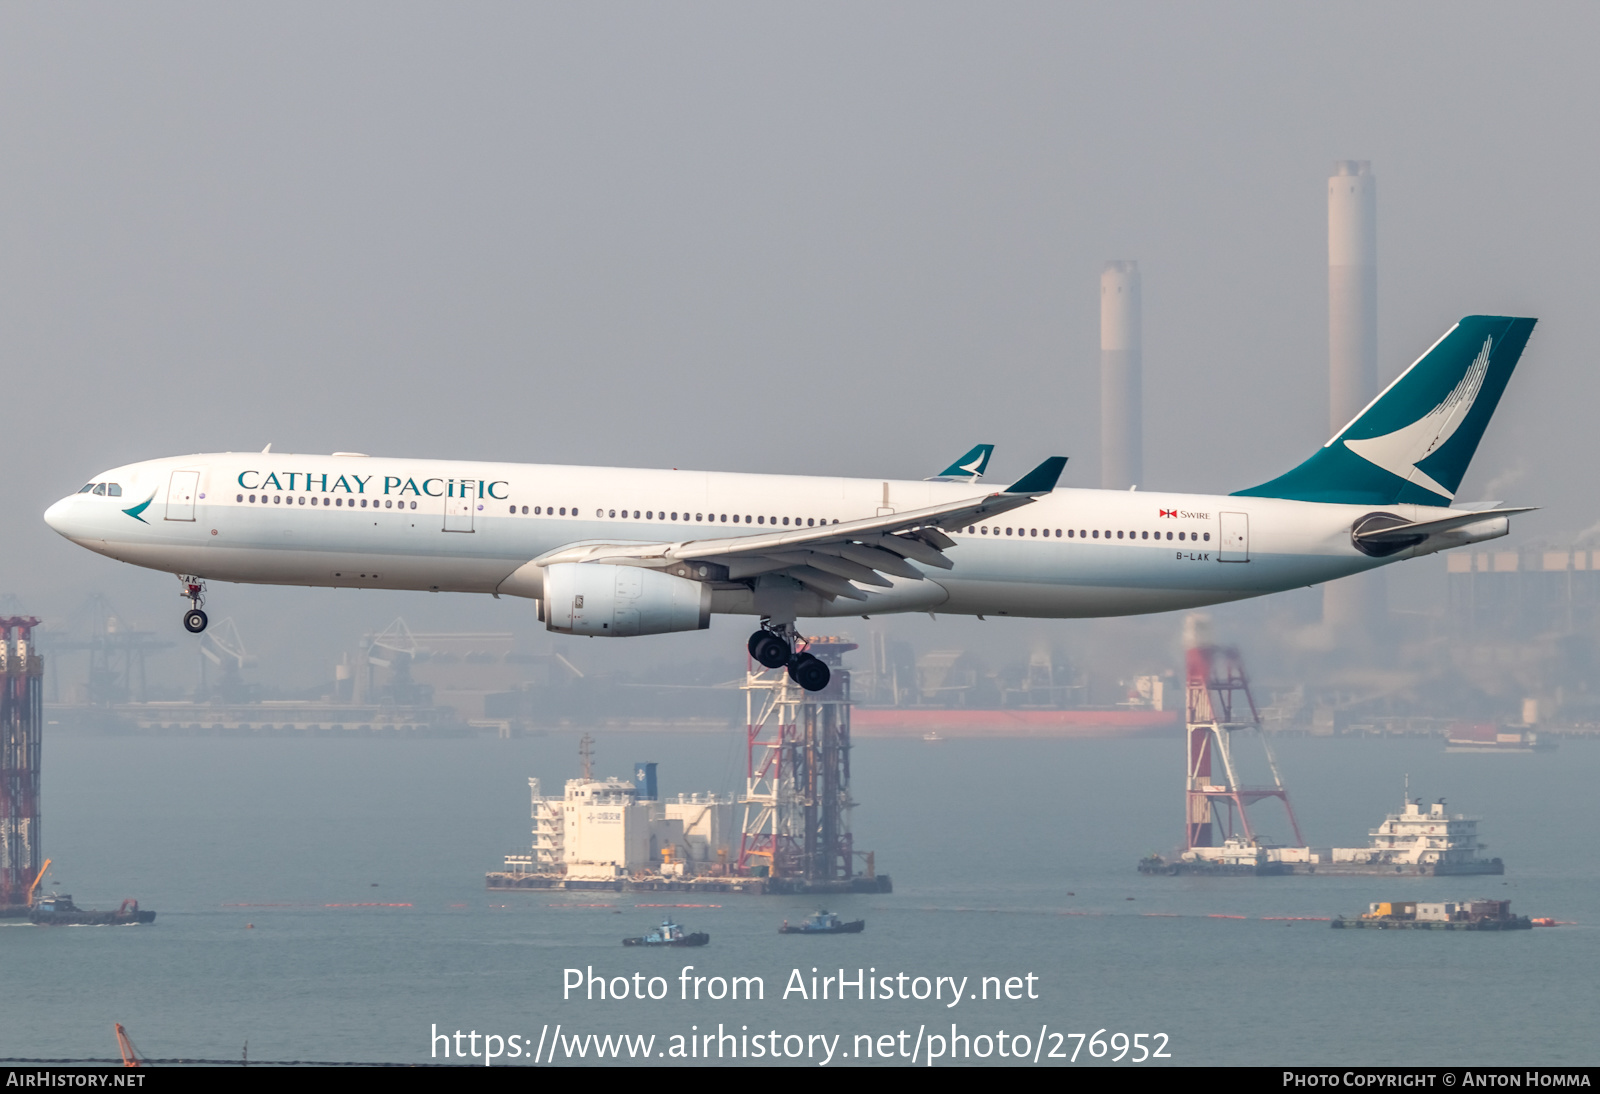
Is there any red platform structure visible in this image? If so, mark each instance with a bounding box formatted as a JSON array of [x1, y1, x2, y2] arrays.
[[0, 617, 43, 910], [1185, 642, 1303, 851]]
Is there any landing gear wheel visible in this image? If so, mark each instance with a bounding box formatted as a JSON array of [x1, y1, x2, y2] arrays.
[[787, 652, 830, 692], [183, 609, 209, 634], [748, 630, 791, 669]]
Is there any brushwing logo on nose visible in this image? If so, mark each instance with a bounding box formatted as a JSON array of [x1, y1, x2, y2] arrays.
[[122, 494, 155, 524], [1342, 336, 1492, 499]]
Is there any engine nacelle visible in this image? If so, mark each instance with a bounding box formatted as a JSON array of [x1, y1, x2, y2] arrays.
[[543, 562, 711, 637]]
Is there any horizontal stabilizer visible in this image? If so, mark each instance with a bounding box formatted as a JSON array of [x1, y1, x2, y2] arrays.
[[1352, 506, 1535, 557]]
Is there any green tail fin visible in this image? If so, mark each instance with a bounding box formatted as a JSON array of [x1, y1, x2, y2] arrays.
[[1233, 315, 1535, 507]]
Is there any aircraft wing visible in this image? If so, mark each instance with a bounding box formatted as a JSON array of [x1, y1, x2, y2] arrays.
[[534, 456, 1066, 601]]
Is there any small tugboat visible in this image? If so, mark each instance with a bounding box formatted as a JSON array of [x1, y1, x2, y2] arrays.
[[779, 909, 865, 935], [622, 919, 708, 947], [31, 895, 156, 926]]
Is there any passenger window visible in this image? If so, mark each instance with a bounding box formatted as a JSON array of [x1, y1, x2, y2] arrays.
[[1178, 532, 1185, 540], [236, 494, 243, 502], [1141, 531, 1148, 539], [807, 519, 814, 527], [410, 501, 417, 509], [696, 513, 703, 521], [360, 499, 367, 508], [782, 517, 789, 525], [720, 514, 727, 522], [249, 495, 256, 503], [1067, 529, 1073, 537], [1030, 528, 1037, 537], [1092, 530, 1098, 538], [1165, 531, 1172, 540], [298, 497, 305, 505], [274, 496, 282, 504], [981, 526, 988, 535], [1204, 533, 1211, 541]]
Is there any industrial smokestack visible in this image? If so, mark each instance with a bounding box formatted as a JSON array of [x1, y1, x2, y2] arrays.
[[1100, 260, 1142, 490], [1324, 161, 1384, 632], [1328, 161, 1376, 435]]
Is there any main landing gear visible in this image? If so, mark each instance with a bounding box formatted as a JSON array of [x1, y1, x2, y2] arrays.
[[747, 624, 831, 693], [179, 577, 208, 634]]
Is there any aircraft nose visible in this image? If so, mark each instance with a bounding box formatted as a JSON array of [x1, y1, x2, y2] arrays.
[[44, 496, 82, 539]]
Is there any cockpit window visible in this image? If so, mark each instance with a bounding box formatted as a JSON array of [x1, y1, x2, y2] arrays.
[[92, 484, 106, 496], [78, 484, 95, 493], [106, 484, 122, 497]]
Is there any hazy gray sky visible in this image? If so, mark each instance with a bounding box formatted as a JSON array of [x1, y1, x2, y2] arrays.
[[4, 3, 1594, 682]]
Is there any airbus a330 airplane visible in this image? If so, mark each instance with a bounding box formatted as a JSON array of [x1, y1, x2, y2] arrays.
[[45, 315, 1536, 692]]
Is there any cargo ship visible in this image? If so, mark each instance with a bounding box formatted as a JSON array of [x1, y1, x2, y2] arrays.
[[1445, 723, 1552, 753], [1332, 899, 1531, 930]]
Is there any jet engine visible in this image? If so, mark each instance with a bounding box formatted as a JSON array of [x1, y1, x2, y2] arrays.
[[543, 562, 711, 637]]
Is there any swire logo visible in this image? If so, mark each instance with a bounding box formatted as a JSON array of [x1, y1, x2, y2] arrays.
[[1158, 509, 1177, 518]]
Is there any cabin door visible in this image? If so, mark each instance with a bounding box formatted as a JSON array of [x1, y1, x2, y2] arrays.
[[444, 490, 475, 532], [1218, 511, 1249, 562], [164, 470, 199, 521]]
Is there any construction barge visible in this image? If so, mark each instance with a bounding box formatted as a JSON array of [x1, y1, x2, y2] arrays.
[[1138, 627, 1503, 878], [1141, 796, 1505, 877], [488, 640, 891, 897], [1333, 900, 1531, 930]]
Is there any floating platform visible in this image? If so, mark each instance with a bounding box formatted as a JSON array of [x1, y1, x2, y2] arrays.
[[485, 872, 892, 895], [1332, 916, 1531, 930], [1139, 857, 1289, 877], [1333, 899, 1531, 930]]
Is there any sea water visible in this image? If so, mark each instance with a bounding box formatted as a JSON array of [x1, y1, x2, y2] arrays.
[[4, 731, 1595, 1066]]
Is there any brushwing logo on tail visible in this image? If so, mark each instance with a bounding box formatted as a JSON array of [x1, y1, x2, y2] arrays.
[[1341, 336, 1493, 500]]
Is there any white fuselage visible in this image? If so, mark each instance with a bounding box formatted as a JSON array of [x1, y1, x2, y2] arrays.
[[44, 452, 1474, 622]]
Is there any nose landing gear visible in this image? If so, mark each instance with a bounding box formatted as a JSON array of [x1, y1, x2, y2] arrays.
[[747, 623, 831, 692], [178, 577, 208, 634]]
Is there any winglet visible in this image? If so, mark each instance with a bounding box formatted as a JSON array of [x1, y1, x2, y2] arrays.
[[1004, 456, 1068, 494]]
